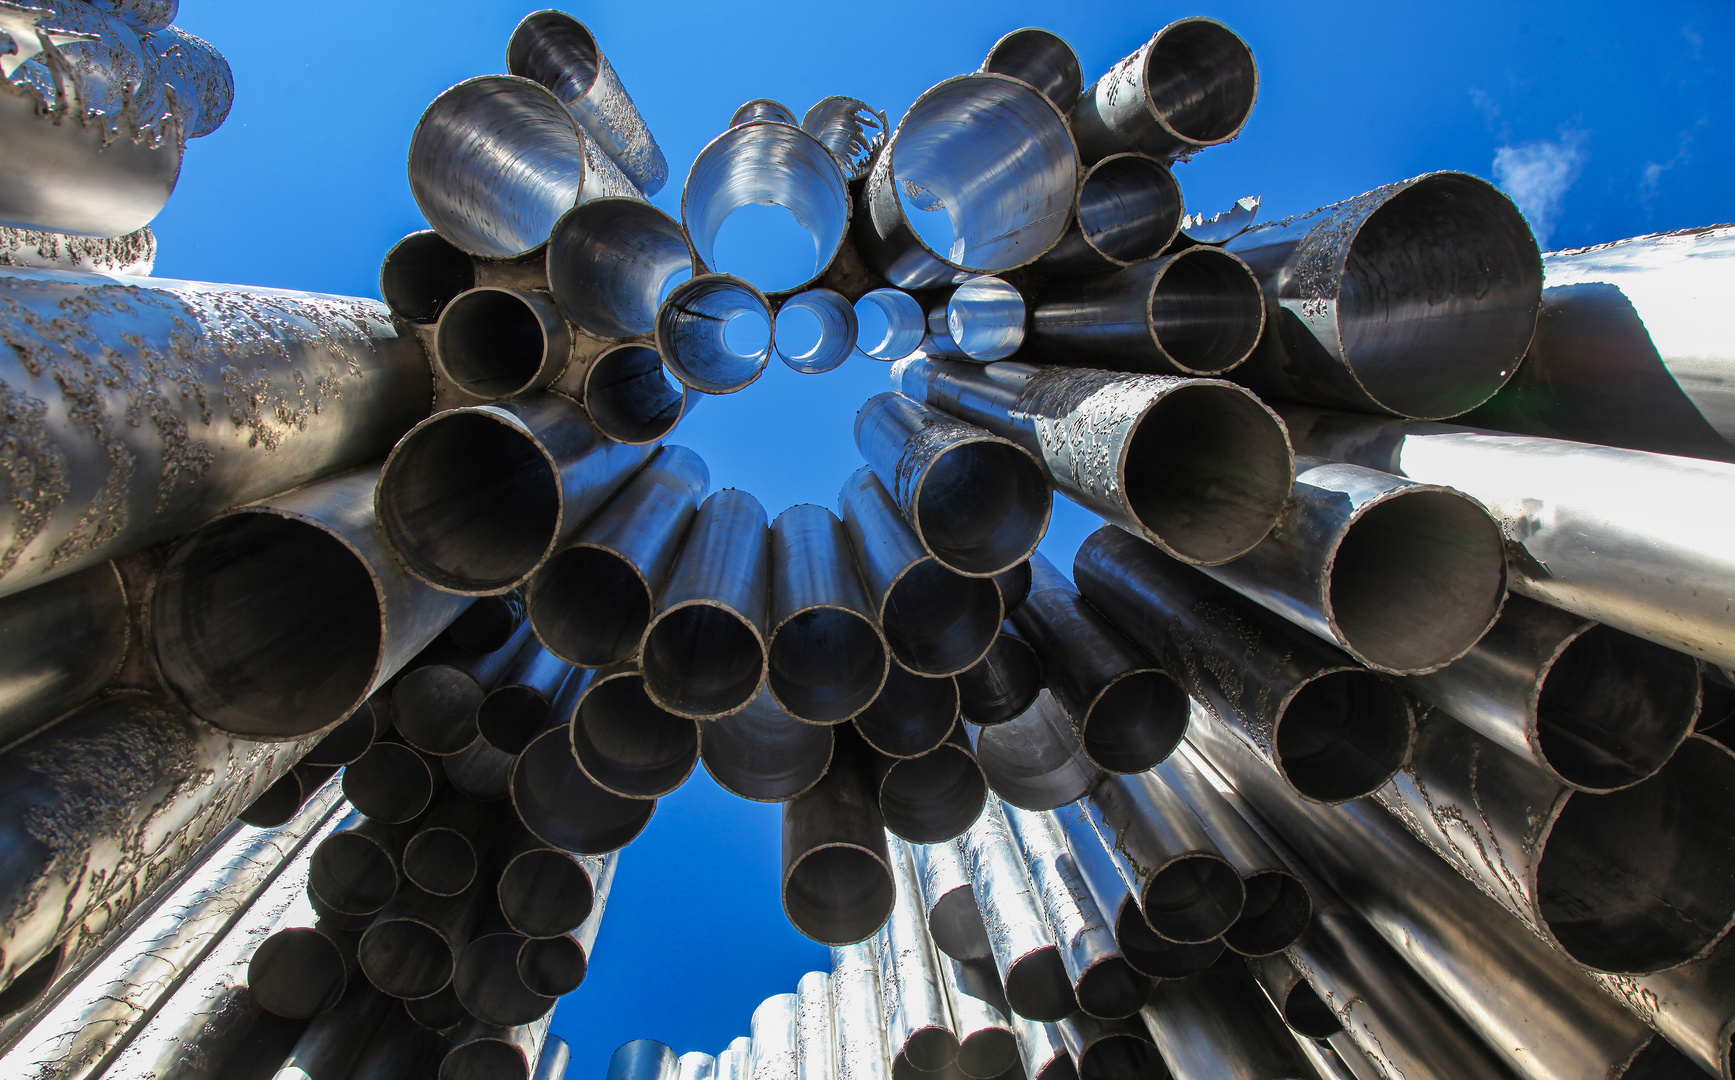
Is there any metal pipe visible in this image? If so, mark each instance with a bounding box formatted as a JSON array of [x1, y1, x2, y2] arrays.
[[1140, 954, 1316, 1080], [853, 290, 925, 362], [956, 625, 1041, 728], [939, 952, 1018, 1078], [802, 98, 888, 182], [1177, 195, 1261, 247], [891, 357, 1294, 566], [455, 926, 554, 1027], [378, 396, 656, 596], [1700, 664, 1735, 734], [498, 838, 607, 940], [769, 504, 889, 724], [574, 343, 690, 446], [993, 563, 1031, 617], [980, 28, 1081, 113], [0, 560, 126, 748], [349, 1006, 451, 1080], [856, 74, 1078, 290], [733, 100, 801, 126], [876, 836, 960, 1074], [444, 737, 516, 803], [239, 765, 339, 829], [657, 274, 775, 395], [1085, 771, 1244, 945], [839, 466, 1002, 676], [782, 727, 894, 945], [1004, 805, 1145, 1019], [874, 722, 987, 844], [248, 916, 358, 1021], [921, 278, 1028, 364], [0, 224, 155, 276], [144, 25, 233, 138], [912, 838, 990, 963], [1071, 18, 1257, 162], [830, 941, 891, 1080], [344, 735, 444, 824], [776, 289, 859, 375], [268, 983, 393, 1079], [685, 122, 849, 296], [404, 790, 490, 897], [433, 287, 573, 401], [1035, 154, 1181, 276], [1200, 456, 1509, 675], [380, 230, 475, 326], [304, 691, 391, 769], [796, 971, 834, 1080], [1012, 554, 1187, 774], [396, 623, 537, 756], [479, 644, 574, 756], [358, 877, 486, 1001], [718, 1038, 754, 1080], [968, 691, 1099, 813], [681, 1052, 719, 1080], [506, 10, 666, 194], [1075, 525, 1414, 803], [538, 1036, 573, 1080], [854, 665, 958, 759], [570, 661, 701, 798], [511, 680, 658, 854], [1247, 953, 1339, 1039], [404, 984, 468, 1033], [611, 1040, 680, 1080], [701, 687, 834, 802], [546, 198, 691, 339], [642, 488, 770, 719], [529, 443, 708, 669], [450, 595, 530, 655], [1406, 594, 1700, 791], [1226, 172, 1541, 419], [753, 993, 800, 1080], [1009, 1014, 1074, 1080], [1030, 248, 1264, 376], [1056, 1012, 1161, 1080], [309, 810, 408, 919], [962, 801, 1075, 1021], [442, 1014, 555, 1080]]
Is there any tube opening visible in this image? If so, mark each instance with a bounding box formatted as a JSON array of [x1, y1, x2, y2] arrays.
[[1148, 248, 1263, 373], [854, 665, 958, 757], [1276, 671, 1412, 802], [571, 672, 700, 797], [529, 545, 648, 668], [155, 514, 379, 738], [500, 848, 594, 938], [775, 289, 857, 374], [1077, 1033, 1160, 1080], [512, 728, 656, 853], [983, 29, 1083, 114], [443, 1040, 525, 1080], [916, 440, 1048, 576], [957, 632, 1041, 727], [1141, 853, 1244, 943], [436, 288, 558, 398], [1074, 956, 1147, 1020], [945, 277, 1026, 362], [1115, 902, 1223, 978], [929, 887, 992, 961], [456, 933, 552, 1026], [1078, 155, 1181, 263], [479, 686, 553, 756], [769, 607, 887, 724], [1223, 870, 1311, 957], [585, 344, 687, 444], [802, 97, 887, 180], [883, 561, 1003, 675], [732, 99, 799, 126], [1081, 670, 1188, 773], [548, 199, 692, 338], [1341, 174, 1543, 418], [701, 691, 833, 801], [382, 231, 475, 324], [393, 666, 484, 756], [1283, 980, 1340, 1038], [359, 919, 451, 999], [249, 929, 345, 1018], [404, 829, 477, 896], [1144, 21, 1257, 144], [642, 603, 765, 717], [507, 12, 599, 103], [450, 597, 526, 654], [856, 289, 926, 361], [519, 933, 588, 996], [1004, 949, 1074, 1022], [239, 773, 308, 829], [310, 834, 397, 915], [344, 741, 435, 823], [879, 742, 986, 843], [1536, 626, 1702, 791], [784, 844, 896, 945], [658, 275, 773, 394], [406, 985, 467, 1030], [1125, 385, 1292, 564], [379, 412, 559, 593], [958, 1028, 1018, 1079]]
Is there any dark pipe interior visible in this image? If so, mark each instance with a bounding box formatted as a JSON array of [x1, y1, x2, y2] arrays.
[[1145, 21, 1257, 142], [1115, 902, 1224, 978], [916, 441, 1049, 576], [1140, 853, 1245, 944], [1081, 670, 1188, 773], [1223, 870, 1311, 957], [500, 848, 595, 938], [342, 741, 437, 824], [518, 933, 589, 996], [479, 685, 554, 756], [570, 673, 700, 797], [879, 742, 987, 844], [956, 631, 1041, 727], [437, 288, 551, 398], [1148, 248, 1264, 373], [1536, 625, 1701, 791], [1003, 948, 1075, 1022], [883, 561, 1002, 676], [586, 346, 686, 444], [1078, 156, 1181, 262], [310, 833, 398, 915], [785, 844, 895, 946], [404, 828, 478, 897], [529, 545, 649, 668], [381, 231, 474, 324], [643, 604, 765, 717], [854, 665, 958, 758], [1274, 671, 1412, 803], [393, 666, 485, 756], [512, 728, 656, 853], [769, 607, 887, 724]]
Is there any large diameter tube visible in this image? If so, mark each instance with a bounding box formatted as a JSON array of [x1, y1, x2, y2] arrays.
[[642, 488, 770, 718], [344, 735, 443, 824], [853, 665, 958, 760], [981, 28, 1082, 113], [432, 286, 573, 400], [1055, 1012, 1162, 1080], [1198, 456, 1508, 675], [249, 916, 359, 1021], [529, 443, 708, 669], [657, 275, 775, 395], [1074, 525, 1414, 803], [1247, 953, 1340, 1040], [1405, 594, 1700, 791], [752, 993, 800, 1080], [963, 801, 1075, 1021], [378, 395, 656, 595], [875, 836, 961, 1075], [403, 790, 489, 897], [702, 688, 834, 802], [830, 942, 891, 1080], [0, 561, 127, 749], [796, 971, 834, 1080], [911, 839, 990, 963], [956, 624, 1041, 728], [717, 1039, 753, 1080], [781, 727, 894, 945], [680, 1053, 719, 1080], [967, 690, 1099, 812], [547, 198, 691, 339], [0, 224, 155, 276], [1139, 954, 1317, 1080], [443, 1014, 555, 1080], [358, 877, 487, 1000], [1035, 154, 1182, 276], [0, 268, 429, 601], [872, 723, 987, 845], [938, 952, 1018, 1078], [857, 75, 1079, 290], [381, 229, 474, 325], [1225, 172, 1542, 419], [1282, 405, 1735, 669], [309, 810, 409, 919], [921, 277, 1027, 365], [1071, 18, 1258, 162], [802, 98, 888, 183], [395, 622, 537, 756], [891, 357, 1293, 566], [517, 849, 615, 998], [769, 504, 889, 724], [1085, 772, 1244, 945], [570, 662, 700, 798], [854, 289, 924, 362], [444, 737, 514, 803], [303, 691, 391, 768], [512, 677, 656, 854], [839, 467, 1002, 676], [479, 644, 574, 756], [507, 11, 668, 195], [1011, 553, 1187, 774], [498, 838, 607, 939]]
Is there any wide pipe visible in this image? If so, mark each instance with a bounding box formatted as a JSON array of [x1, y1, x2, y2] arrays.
[[442, 1014, 555, 1080], [937, 951, 1018, 1078], [1086, 771, 1244, 944], [839, 466, 1002, 676], [1035, 154, 1182, 275], [796, 971, 835, 1080], [891, 356, 1294, 566], [776, 289, 859, 375], [876, 837, 961, 1075], [656, 274, 775, 395], [781, 727, 894, 945], [801, 97, 888, 182], [546, 198, 691, 339], [962, 801, 1076, 1021], [404, 790, 490, 897], [967, 690, 1100, 812], [911, 838, 990, 963], [981, 28, 1082, 113], [1139, 954, 1317, 1080], [829, 941, 893, 1080], [956, 624, 1041, 727], [381, 229, 475, 325], [517, 873, 609, 996], [358, 876, 487, 1000], [853, 665, 958, 759], [609, 1040, 678, 1080], [451, 594, 530, 653], [395, 623, 536, 756], [498, 839, 608, 939], [1075, 525, 1415, 803], [752, 993, 800, 1080], [304, 691, 391, 768], [872, 722, 987, 845], [1055, 1012, 1162, 1080], [570, 662, 701, 798], [921, 277, 1027, 364], [443, 736, 515, 803], [344, 735, 443, 824], [702, 688, 834, 802], [769, 504, 889, 724], [479, 644, 575, 756], [309, 810, 409, 919], [680, 1053, 719, 1080], [1225, 172, 1542, 419], [993, 562, 1031, 616], [1071, 18, 1258, 162], [0, 561, 127, 749], [512, 698, 658, 855], [0, 224, 156, 276]]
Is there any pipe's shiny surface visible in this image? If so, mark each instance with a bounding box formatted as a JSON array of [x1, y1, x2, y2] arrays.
[[1036, 154, 1181, 275], [962, 802, 1075, 1022], [1139, 954, 1317, 1080], [921, 278, 1027, 364], [795, 970, 834, 1080], [776, 290, 859, 375], [980, 28, 1082, 113], [769, 504, 888, 724], [1086, 771, 1244, 945], [853, 290, 925, 361], [546, 199, 691, 339], [802, 98, 888, 182], [830, 941, 892, 1080], [570, 661, 701, 799], [956, 625, 1041, 729], [911, 838, 990, 963], [875, 837, 961, 1075], [873, 722, 987, 845], [968, 691, 1100, 813], [782, 728, 894, 945], [1071, 18, 1258, 162], [0, 561, 127, 750], [657, 274, 775, 395], [752, 993, 800, 1080], [853, 664, 958, 760], [703, 688, 834, 802], [936, 951, 1017, 1078]]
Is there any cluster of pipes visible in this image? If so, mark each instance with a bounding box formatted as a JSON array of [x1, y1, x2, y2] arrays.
[[2, 3, 1735, 1080]]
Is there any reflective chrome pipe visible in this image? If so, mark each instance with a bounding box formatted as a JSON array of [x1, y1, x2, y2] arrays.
[[378, 396, 656, 596], [1070, 18, 1258, 162], [547, 198, 691, 339], [912, 839, 990, 963], [1075, 525, 1414, 803], [0, 562, 127, 749], [776, 289, 859, 374], [433, 286, 572, 400], [963, 801, 1075, 1021], [853, 290, 925, 362], [968, 691, 1099, 813], [570, 662, 701, 798], [358, 876, 487, 1001], [1226, 172, 1542, 419], [856, 75, 1079, 290], [781, 727, 895, 945], [529, 443, 709, 669], [657, 275, 775, 395], [537, 1036, 574, 1080], [802, 98, 888, 182], [876, 837, 961, 1076], [396, 623, 536, 756], [891, 357, 1294, 566], [1009, 1013, 1074, 1080], [872, 722, 987, 845], [839, 467, 1002, 676], [455, 923, 554, 1027], [381, 229, 476, 325], [1200, 455, 1509, 675], [769, 504, 889, 724], [270, 983, 394, 1079], [680, 1052, 719, 1080], [239, 764, 340, 829], [305, 692, 392, 769], [1035, 154, 1182, 276], [1056, 1012, 1161, 1080], [702, 689, 834, 802], [443, 1013, 555, 1080], [938, 952, 1018, 1078], [344, 735, 444, 824], [1178, 195, 1261, 246], [0, 224, 156, 276], [1012, 554, 1187, 774], [1247, 953, 1339, 1040], [718, 1038, 754, 1080], [479, 644, 574, 756], [796, 971, 834, 1080], [732, 99, 799, 126], [1140, 955, 1315, 1080], [498, 839, 608, 940], [512, 673, 658, 854], [853, 664, 958, 759], [404, 790, 490, 897], [921, 277, 1027, 364], [830, 941, 892, 1080], [752, 993, 801, 1080], [1086, 771, 1243, 945], [981, 28, 1082, 113], [956, 625, 1041, 728], [610, 1039, 680, 1080]]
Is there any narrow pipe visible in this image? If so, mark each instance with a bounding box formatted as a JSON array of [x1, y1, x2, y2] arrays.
[[0, 561, 127, 750], [1035, 154, 1182, 275], [776, 289, 859, 374], [956, 625, 1041, 728], [349, 1008, 450, 1080], [921, 278, 1028, 364], [1226, 172, 1542, 419], [395, 622, 537, 756], [853, 290, 925, 361], [769, 504, 889, 724], [967, 691, 1100, 812], [578, 344, 690, 446], [856, 75, 1078, 290], [546, 198, 691, 338], [1071, 18, 1258, 162], [938, 952, 1019, 1078], [569, 662, 701, 798], [239, 765, 340, 829], [498, 838, 606, 939], [507, 10, 667, 194], [1012, 554, 1187, 774], [782, 727, 894, 945], [873, 723, 987, 845], [802, 98, 888, 182], [853, 665, 959, 759], [0, 225, 156, 276], [405, 984, 469, 1033], [1055, 1013, 1162, 1080], [962, 801, 1076, 1021], [1075, 525, 1414, 803], [1200, 456, 1509, 675], [1004, 805, 1146, 1020], [992, 563, 1031, 617], [511, 678, 657, 854], [309, 810, 409, 919], [1140, 954, 1316, 1080], [680, 1053, 719, 1080], [538, 1037, 574, 1080], [451, 595, 530, 655], [442, 1014, 554, 1080], [529, 444, 709, 669], [731, 100, 800, 126], [911, 839, 991, 963], [839, 467, 1002, 676], [434, 287, 573, 400], [981, 28, 1082, 113], [377, 396, 657, 595], [642, 489, 770, 718], [1405, 594, 1700, 791], [891, 357, 1294, 566], [701, 688, 834, 802], [752, 993, 800, 1080], [657, 275, 775, 395], [1086, 771, 1244, 944], [403, 790, 490, 897], [877, 837, 961, 1075], [830, 941, 892, 1080], [344, 735, 443, 824], [796, 971, 834, 1080], [455, 927, 555, 1027], [269, 983, 394, 1080], [0, 269, 430, 603], [444, 738, 515, 803], [683, 122, 848, 295], [611, 1040, 680, 1080], [358, 878, 486, 1000], [1247, 953, 1340, 1039], [479, 644, 575, 756], [304, 691, 392, 768]]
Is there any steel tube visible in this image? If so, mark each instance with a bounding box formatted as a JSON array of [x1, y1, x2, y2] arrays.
[[304, 692, 391, 768], [404, 790, 489, 897], [839, 467, 1002, 676], [857, 74, 1078, 290], [1056, 1013, 1161, 1080], [529, 443, 708, 669], [456, 927, 554, 1027], [1085, 771, 1244, 944], [802, 98, 888, 182], [445, 738, 514, 803], [769, 504, 889, 724], [268, 983, 393, 1079], [752, 993, 800, 1080], [0, 561, 127, 749], [1036, 154, 1181, 276], [249, 916, 358, 1021], [309, 810, 409, 919], [498, 839, 607, 940], [938, 952, 1018, 1078], [479, 644, 574, 756], [432, 287, 573, 400], [956, 625, 1041, 728], [570, 662, 700, 798], [451, 595, 530, 654], [404, 984, 468, 1033], [853, 665, 959, 759], [538, 1037, 573, 1080], [512, 682, 657, 854], [830, 941, 891, 1080], [681, 1052, 719, 1080], [718, 1038, 754, 1080], [877, 836, 960, 1075], [546, 198, 691, 339], [1075, 525, 1414, 803], [612, 1040, 680, 1080], [576, 343, 689, 445], [967, 691, 1099, 812], [963, 801, 1075, 1021], [980, 28, 1081, 113], [1226, 172, 1542, 419], [381, 229, 475, 325], [1009, 1014, 1075, 1080], [796, 971, 834, 1080], [378, 395, 656, 596], [1071, 18, 1256, 162], [239, 764, 339, 830], [657, 274, 775, 395], [507, 10, 667, 195], [396, 623, 537, 756], [1247, 953, 1339, 1039], [782, 728, 894, 945], [702, 688, 834, 802], [921, 278, 1027, 364], [912, 838, 990, 962], [874, 722, 987, 845], [0, 225, 155, 276], [359, 877, 487, 1001], [1140, 954, 1316, 1080], [993, 563, 1031, 616], [892, 357, 1293, 566], [776, 289, 859, 374], [442, 1014, 554, 1080], [732, 99, 800, 126], [344, 736, 443, 824], [350, 1007, 450, 1080], [853, 290, 924, 362]]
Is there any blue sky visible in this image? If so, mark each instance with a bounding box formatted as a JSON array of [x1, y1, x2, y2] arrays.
[[153, 0, 1731, 1074]]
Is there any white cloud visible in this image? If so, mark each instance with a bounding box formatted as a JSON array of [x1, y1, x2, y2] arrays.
[[1492, 130, 1588, 247]]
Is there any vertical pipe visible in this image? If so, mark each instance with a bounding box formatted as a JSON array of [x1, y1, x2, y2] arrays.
[[875, 837, 960, 1075], [853, 665, 959, 760], [656, 275, 775, 395], [569, 661, 701, 799], [611, 1041, 681, 1080], [769, 504, 889, 724], [801, 97, 888, 182], [956, 625, 1041, 728], [1008, 1013, 1074, 1080], [545, 199, 691, 339], [1034, 154, 1181, 276], [701, 688, 834, 803], [443, 1013, 555, 1080], [381, 229, 475, 325], [358, 877, 487, 1001], [911, 839, 991, 963], [268, 983, 395, 1080], [478, 644, 574, 756], [1084, 772, 1244, 945], [966, 691, 1099, 813], [455, 921, 555, 1027], [498, 836, 605, 939], [1054, 1012, 1161, 1080], [395, 622, 537, 756], [938, 952, 1018, 1079], [752, 993, 800, 1080], [920, 278, 1027, 364], [1140, 954, 1315, 1080], [517, 846, 615, 998], [796, 971, 835, 1080], [403, 790, 490, 897], [782, 728, 894, 945], [511, 675, 657, 855], [872, 722, 987, 845], [308, 810, 409, 920], [980, 28, 1082, 113], [962, 802, 1075, 1021], [829, 941, 891, 1080], [343, 735, 444, 824]]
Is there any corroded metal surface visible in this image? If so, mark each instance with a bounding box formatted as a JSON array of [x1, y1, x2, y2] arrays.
[[0, 227, 153, 275], [1071, 18, 1257, 163], [828, 941, 889, 1080], [0, 560, 128, 750], [961, 801, 1074, 1022]]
